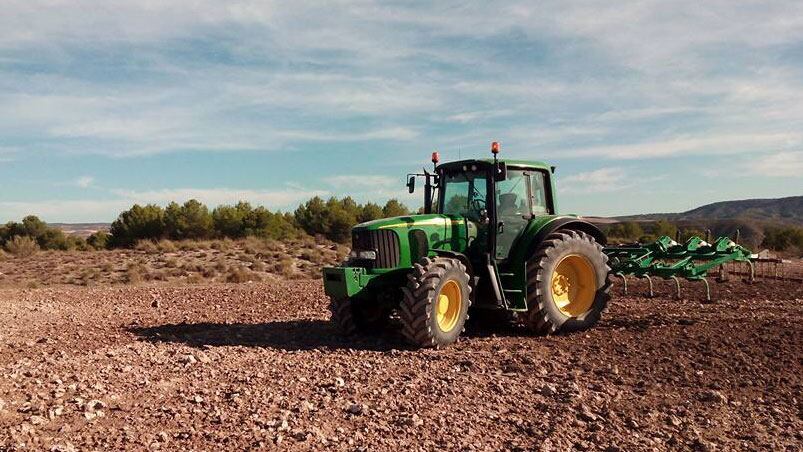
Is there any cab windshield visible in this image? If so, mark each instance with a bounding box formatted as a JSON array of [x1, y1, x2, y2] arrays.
[[439, 170, 488, 220]]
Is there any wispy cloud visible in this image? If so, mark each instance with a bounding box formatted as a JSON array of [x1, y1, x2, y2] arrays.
[[75, 176, 94, 188], [747, 151, 803, 178], [323, 175, 398, 189], [0, 186, 330, 223], [109, 187, 329, 209], [1, 1, 801, 220], [1, 1, 802, 160], [554, 132, 802, 160], [559, 167, 630, 194]]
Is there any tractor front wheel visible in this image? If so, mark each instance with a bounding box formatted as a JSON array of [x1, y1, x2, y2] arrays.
[[525, 230, 611, 334], [400, 257, 472, 348], [329, 296, 390, 336]]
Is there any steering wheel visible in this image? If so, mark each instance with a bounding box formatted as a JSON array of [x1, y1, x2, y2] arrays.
[[471, 197, 486, 213]]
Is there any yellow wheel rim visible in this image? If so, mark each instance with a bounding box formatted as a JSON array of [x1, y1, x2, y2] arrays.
[[551, 254, 596, 317], [435, 280, 462, 332]]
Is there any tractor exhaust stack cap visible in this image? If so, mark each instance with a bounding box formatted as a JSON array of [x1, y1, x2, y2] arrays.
[[431, 151, 440, 164], [491, 141, 500, 154]]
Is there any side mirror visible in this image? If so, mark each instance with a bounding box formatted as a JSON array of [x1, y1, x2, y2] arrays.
[[407, 176, 416, 193], [494, 162, 507, 181]]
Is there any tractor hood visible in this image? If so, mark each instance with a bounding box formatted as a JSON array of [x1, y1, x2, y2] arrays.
[[351, 214, 478, 268], [353, 213, 464, 232]]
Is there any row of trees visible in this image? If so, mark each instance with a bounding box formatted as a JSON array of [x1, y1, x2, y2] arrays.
[[108, 197, 410, 247], [4, 199, 800, 254], [0, 216, 91, 252], [762, 227, 803, 252], [605, 219, 803, 253]]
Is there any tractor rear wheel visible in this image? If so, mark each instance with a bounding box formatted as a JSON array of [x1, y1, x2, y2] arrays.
[[329, 296, 390, 336], [525, 230, 611, 334], [400, 257, 471, 348]]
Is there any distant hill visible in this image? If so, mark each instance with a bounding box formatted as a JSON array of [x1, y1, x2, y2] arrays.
[[51, 223, 110, 238], [615, 196, 803, 226]]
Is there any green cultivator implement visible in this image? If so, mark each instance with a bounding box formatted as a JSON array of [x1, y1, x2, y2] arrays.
[[604, 235, 755, 302], [322, 142, 758, 348]]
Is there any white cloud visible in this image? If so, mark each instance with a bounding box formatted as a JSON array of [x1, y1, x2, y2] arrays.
[[553, 132, 802, 160], [323, 175, 398, 189], [0, 186, 330, 223], [0, 146, 16, 161], [109, 187, 329, 209], [1, 0, 803, 165], [559, 167, 630, 194], [748, 151, 803, 178], [75, 176, 94, 188]]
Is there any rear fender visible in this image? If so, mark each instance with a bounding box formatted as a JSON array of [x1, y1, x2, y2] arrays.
[[504, 217, 606, 311]]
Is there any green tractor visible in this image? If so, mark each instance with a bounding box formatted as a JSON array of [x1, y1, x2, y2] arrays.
[[322, 143, 611, 348]]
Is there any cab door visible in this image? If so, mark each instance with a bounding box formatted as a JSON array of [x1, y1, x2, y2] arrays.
[[494, 169, 532, 260]]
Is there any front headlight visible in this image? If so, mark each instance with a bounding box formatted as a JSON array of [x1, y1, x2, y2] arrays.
[[349, 250, 377, 260]]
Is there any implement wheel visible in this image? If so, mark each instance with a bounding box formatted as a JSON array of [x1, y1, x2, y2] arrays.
[[525, 230, 611, 334], [400, 257, 471, 348], [329, 296, 389, 336]]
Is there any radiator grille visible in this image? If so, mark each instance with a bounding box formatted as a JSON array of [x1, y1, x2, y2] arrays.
[[352, 229, 401, 269]]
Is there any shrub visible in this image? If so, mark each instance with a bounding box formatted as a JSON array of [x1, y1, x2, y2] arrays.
[[762, 226, 803, 252], [4, 235, 39, 257], [87, 231, 110, 250], [271, 258, 295, 277], [125, 263, 146, 283], [251, 259, 266, 272], [608, 222, 644, 241], [109, 204, 166, 247], [212, 202, 252, 238], [226, 265, 261, 283], [299, 248, 322, 263], [164, 199, 214, 240], [156, 239, 177, 253], [134, 240, 159, 253], [359, 202, 383, 223], [211, 239, 234, 251], [653, 220, 677, 239], [382, 199, 410, 217], [680, 229, 705, 242]]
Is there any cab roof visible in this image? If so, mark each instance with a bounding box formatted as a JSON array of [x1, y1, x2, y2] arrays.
[[436, 158, 552, 172]]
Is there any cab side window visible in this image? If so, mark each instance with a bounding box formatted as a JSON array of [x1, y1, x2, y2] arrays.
[[530, 171, 550, 215], [495, 171, 529, 217]]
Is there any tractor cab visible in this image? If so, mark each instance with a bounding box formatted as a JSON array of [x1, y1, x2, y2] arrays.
[[433, 157, 555, 262]]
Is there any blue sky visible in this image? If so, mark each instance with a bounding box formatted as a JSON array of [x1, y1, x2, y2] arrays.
[[1, 1, 802, 223]]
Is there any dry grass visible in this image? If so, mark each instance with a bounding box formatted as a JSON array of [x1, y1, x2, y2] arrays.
[[125, 263, 146, 284], [4, 236, 40, 258], [0, 237, 348, 287], [225, 265, 262, 283]]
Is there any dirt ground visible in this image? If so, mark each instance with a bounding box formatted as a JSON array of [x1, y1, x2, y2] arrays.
[[0, 277, 801, 451]]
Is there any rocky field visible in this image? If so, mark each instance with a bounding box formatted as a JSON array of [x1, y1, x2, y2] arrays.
[[0, 277, 801, 451], [0, 238, 347, 287]]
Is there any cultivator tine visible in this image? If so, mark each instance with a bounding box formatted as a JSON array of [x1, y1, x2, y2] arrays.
[[615, 273, 628, 295], [700, 277, 711, 303], [745, 260, 756, 284], [670, 276, 681, 300], [638, 275, 654, 298]]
